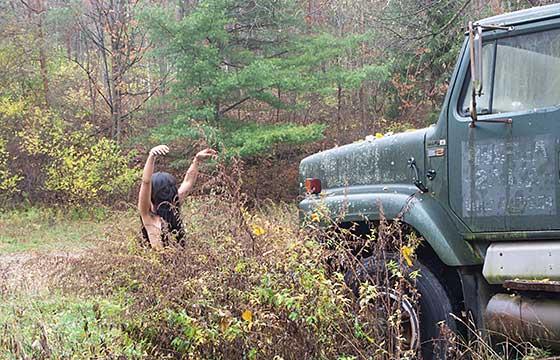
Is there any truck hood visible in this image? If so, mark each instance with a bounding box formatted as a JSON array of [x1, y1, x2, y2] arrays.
[[299, 128, 427, 193]]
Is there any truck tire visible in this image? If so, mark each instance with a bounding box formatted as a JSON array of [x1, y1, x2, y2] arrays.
[[345, 256, 457, 360]]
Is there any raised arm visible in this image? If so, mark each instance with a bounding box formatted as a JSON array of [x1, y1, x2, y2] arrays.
[[178, 148, 217, 203], [138, 145, 169, 216]]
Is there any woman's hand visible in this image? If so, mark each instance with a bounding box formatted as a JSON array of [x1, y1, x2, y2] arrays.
[[149, 145, 169, 157], [194, 148, 217, 162]]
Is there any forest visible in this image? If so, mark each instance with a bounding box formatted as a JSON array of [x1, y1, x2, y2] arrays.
[[2, 0, 538, 205], [1, 0, 558, 359]]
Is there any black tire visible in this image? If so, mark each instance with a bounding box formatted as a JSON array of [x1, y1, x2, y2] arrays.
[[345, 256, 457, 360]]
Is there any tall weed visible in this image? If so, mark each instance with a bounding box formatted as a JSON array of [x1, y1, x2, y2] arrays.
[[1, 161, 552, 359]]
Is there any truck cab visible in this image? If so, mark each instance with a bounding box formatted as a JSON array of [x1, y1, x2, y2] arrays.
[[299, 3, 560, 356]]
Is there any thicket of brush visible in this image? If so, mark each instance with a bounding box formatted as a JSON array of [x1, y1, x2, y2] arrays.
[[0, 164, 552, 359]]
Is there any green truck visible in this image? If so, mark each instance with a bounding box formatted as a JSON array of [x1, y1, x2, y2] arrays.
[[299, 3, 560, 357]]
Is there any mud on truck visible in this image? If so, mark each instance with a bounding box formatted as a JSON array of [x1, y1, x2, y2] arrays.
[[299, 3, 560, 359]]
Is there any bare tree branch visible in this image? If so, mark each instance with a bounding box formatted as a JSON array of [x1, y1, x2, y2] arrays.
[[71, 57, 113, 110]]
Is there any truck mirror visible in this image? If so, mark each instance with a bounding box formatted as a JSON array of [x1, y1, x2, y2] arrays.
[[467, 22, 514, 126], [468, 21, 483, 123]]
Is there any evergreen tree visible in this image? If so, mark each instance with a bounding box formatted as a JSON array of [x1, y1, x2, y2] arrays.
[[145, 0, 389, 157]]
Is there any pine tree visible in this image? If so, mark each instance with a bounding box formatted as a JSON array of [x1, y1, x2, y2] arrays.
[[145, 0, 389, 157]]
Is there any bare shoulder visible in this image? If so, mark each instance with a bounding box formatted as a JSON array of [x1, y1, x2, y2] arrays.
[[140, 212, 159, 227]]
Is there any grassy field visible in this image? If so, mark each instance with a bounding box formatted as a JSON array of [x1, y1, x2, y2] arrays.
[[0, 206, 142, 358], [0, 201, 553, 359], [0, 294, 144, 358], [0, 207, 111, 254]]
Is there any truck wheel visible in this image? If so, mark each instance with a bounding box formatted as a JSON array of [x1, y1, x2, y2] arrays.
[[345, 256, 457, 359]]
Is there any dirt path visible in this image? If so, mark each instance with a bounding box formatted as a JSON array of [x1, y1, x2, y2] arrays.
[[0, 251, 81, 295]]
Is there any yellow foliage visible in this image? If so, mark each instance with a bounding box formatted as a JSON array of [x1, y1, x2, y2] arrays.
[[401, 246, 414, 267], [0, 97, 26, 117], [17, 107, 65, 156], [3, 104, 139, 203], [241, 309, 253, 322], [310, 213, 320, 222], [251, 224, 266, 236], [45, 136, 139, 202]]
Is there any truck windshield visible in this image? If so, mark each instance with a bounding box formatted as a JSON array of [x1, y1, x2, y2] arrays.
[[461, 27, 560, 115]]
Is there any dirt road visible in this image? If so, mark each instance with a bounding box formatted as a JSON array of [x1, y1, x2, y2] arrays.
[[0, 251, 80, 295]]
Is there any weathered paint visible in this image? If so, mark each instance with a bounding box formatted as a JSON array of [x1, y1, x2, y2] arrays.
[[465, 230, 560, 241], [462, 135, 557, 218], [299, 129, 427, 191], [447, 17, 560, 233]]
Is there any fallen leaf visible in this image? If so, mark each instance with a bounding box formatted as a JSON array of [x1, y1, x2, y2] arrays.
[[220, 317, 231, 332], [310, 213, 320, 222]]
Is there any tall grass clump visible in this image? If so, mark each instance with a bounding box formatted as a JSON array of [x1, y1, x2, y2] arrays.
[[42, 163, 424, 359], [1, 160, 553, 359], [49, 161, 418, 359]]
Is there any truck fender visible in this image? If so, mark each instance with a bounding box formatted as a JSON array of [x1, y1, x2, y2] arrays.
[[300, 188, 482, 266]]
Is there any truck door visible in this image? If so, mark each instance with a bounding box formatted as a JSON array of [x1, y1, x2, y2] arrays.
[[448, 24, 560, 232]]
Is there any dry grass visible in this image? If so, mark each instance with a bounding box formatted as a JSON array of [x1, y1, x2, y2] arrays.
[[0, 163, 554, 359]]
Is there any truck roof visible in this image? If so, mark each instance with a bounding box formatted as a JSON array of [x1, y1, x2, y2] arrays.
[[478, 3, 560, 26]]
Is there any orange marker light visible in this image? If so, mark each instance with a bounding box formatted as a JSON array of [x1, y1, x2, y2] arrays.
[[305, 178, 322, 194]]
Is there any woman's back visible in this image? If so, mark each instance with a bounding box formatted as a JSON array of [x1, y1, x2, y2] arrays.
[[137, 145, 216, 249]]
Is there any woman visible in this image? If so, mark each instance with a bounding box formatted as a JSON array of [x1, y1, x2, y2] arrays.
[[138, 144, 217, 249]]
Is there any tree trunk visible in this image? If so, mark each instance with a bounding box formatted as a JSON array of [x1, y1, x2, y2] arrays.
[[24, 0, 49, 107], [337, 85, 342, 123], [111, 40, 123, 143], [37, 12, 49, 107]]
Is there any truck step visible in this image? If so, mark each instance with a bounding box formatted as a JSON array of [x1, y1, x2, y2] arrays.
[[503, 279, 560, 293]]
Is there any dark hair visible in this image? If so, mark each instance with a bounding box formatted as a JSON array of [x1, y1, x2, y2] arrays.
[[150, 172, 185, 246]]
